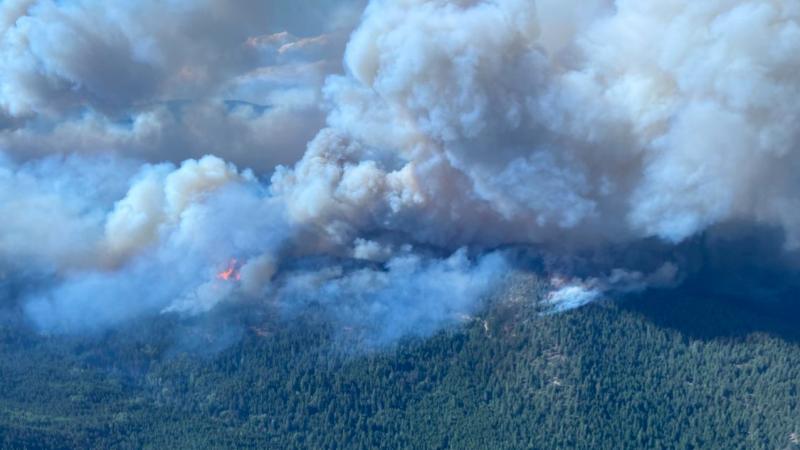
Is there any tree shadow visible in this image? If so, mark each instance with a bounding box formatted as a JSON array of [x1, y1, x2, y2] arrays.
[[619, 286, 800, 343]]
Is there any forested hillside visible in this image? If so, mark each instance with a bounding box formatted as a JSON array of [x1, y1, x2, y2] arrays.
[[2, 288, 800, 450]]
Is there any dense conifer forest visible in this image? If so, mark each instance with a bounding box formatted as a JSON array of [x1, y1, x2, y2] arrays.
[[2, 287, 800, 449]]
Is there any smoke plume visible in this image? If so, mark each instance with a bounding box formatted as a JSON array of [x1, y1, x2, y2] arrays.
[[2, 0, 800, 346]]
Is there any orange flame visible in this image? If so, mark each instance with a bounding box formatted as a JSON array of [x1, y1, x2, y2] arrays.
[[217, 258, 241, 281]]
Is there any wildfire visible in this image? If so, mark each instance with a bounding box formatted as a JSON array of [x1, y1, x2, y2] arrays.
[[217, 258, 241, 281]]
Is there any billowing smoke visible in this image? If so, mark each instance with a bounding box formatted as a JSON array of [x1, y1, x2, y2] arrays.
[[0, 0, 366, 171], [275, 0, 800, 248], [3, 0, 800, 346]]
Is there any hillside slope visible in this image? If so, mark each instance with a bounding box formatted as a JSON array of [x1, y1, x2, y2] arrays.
[[2, 289, 800, 449]]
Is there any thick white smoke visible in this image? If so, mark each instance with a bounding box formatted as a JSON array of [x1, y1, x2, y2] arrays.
[[7, 154, 289, 331], [3, 0, 800, 344], [275, 0, 800, 249]]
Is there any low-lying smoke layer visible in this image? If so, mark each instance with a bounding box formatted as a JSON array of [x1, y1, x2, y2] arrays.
[[2, 0, 800, 346]]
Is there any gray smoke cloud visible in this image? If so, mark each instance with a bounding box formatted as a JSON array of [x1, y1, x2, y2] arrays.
[[2, 0, 800, 346], [275, 0, 800, 248], [0, 0, 365, 171]]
